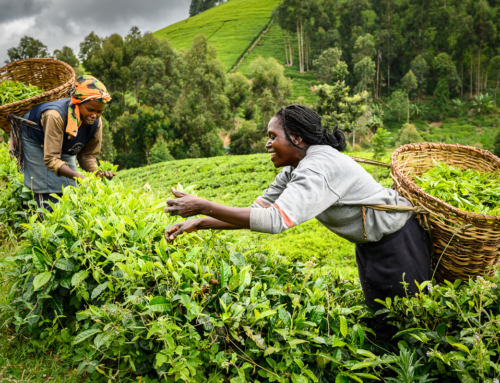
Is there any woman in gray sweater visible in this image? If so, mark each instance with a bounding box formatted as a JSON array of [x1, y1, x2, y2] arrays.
[[164, 104, 432, 314]]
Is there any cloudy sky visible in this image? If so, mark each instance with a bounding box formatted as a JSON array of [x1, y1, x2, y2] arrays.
[[0, 0, 191, 63]]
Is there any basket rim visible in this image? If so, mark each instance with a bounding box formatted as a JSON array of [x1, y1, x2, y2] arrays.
[[391, 142, 500, 221], [0, 58, 75, 113]]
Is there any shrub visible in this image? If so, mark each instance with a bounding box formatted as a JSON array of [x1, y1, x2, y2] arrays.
[[396, 123, 423, 146], [229, 120, 266, 154]]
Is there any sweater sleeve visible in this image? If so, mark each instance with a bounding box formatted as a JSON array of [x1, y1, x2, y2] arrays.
[[42, 110, 67, 176], [77, 119, 102, 172], [250, 166, 340, 234], [251, 167, 292, 208]]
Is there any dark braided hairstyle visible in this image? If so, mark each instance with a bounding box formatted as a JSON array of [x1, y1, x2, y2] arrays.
[[276, 104, 346, 152]]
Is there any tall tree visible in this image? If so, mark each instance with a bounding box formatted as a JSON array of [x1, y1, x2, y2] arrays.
[[173, 34, 230, 158], [467, 0, 497, 95], [53, 46, 79, 69], [248, 56, 292, 129], [6, 36, 49, 63], [313, 47, 348, 84]]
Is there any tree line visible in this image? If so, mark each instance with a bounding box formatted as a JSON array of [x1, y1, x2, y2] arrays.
[[4, 0, 500, 167]]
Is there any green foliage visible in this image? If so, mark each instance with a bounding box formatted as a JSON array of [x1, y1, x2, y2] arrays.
[[401, 70, 418, 97], [415, 162, 500, 215], [396, 123, 423, 147], [53, 46, 79, 69], [315, 82, 369, 146], [371, 127, 392, 159], [0, 144, 35, 237], [248, 56, 292, 128], [353, 56, 375, 93], [352, 34, 376, 64], [173, 34, 230, 158], [312, 47, 348, 84], [6, 36, 49, 63], [0, 80, 44, 105], [115, 104, 172, 166], [384, 90, 409, 123], [189, 0, 221, 17], [410, 55, 429, 95], [1, 172, 388, 382], [229, 120, 267, 154], [432, 53, 460, 98], [471, 93, 495, 115], [226, 72, 251, 115], [381, 274, 500, 383], [150, 135, 174, 164]]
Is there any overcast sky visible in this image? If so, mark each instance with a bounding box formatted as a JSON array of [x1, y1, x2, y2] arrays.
[[0, 0, 191, 64]]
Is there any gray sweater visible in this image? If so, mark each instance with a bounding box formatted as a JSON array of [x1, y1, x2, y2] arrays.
[[249, 145, 413, 243]]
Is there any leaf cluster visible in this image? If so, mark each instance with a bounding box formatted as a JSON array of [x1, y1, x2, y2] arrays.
[[0, 80, 44, 106], [415, 162, 500, 215]]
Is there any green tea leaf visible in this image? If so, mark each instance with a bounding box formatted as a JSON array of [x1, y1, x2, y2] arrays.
[[33, 271, 52, 291]]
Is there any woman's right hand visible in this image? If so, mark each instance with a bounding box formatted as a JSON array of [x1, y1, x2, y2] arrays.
[[164, 218, 201, 242]]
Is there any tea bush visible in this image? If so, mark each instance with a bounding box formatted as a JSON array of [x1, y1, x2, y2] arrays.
[[0, 144, 35, 237], [1, 175, 393, 382], [1, 145, 499, 382]]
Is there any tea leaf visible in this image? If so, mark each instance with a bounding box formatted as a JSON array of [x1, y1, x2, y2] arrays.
[[33, 271, 52, 291]]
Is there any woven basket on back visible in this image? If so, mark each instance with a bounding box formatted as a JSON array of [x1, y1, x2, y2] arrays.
[[391, 142, 500, 282], [0, 58, 75, 134]]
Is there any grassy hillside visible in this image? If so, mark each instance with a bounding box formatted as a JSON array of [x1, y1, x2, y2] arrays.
[[236, 20, 318, 104], [154, 0, 316, 103], [154, 0, 280, 70]]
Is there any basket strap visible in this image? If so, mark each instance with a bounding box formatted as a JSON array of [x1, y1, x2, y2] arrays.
[[7, 113, 41, 130], [350, 156, 391, 168], [363, 204, 428, 214], [360, 204, 429, 241]]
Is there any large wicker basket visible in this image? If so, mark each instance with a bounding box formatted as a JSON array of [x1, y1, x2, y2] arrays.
[[391, 142, 500, 282], [0, 58, 75, 134]]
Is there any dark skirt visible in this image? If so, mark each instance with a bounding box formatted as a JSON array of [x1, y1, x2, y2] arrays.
[[355, 215, 432, 310]]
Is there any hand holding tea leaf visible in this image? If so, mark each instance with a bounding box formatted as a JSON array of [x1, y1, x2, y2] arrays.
[[165, 187, 208, 218], [164, 218, 201, 241], [96, 170, 115, 180]]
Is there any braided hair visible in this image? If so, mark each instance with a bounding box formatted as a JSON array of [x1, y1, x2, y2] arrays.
[[276, 104, 346, 152]]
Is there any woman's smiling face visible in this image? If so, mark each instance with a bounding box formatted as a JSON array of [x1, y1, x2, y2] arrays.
[[265, 115, 306, 168]]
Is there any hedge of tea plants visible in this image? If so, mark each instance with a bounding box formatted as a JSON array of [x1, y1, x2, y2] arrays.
[[0, 143, 499, 382]]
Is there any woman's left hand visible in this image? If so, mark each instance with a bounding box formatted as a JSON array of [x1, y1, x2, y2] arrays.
[[165, 188, 207, 218], [96, 170, 115, 180]]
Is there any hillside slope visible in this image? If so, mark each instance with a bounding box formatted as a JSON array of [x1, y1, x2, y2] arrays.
[[154, 0, 281, 71], [154, 0, 316, 102]]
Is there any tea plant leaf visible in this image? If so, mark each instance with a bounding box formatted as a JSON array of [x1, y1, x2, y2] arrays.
[[243, 325, 266, 349], [339, 315, 348, 338], [149, 296, 169, 312], [356, 349, 377, 359], [73, 328, 101, 345], [450, 342, 471, 355], [220, 261, 230, 288], [33, 271, 52, 291], [278, 306, 292, 328], [91, 282, 108, 300], [55, 258, 75, 272], [94, 332, 112, 349], [71, 270, 89, 287]]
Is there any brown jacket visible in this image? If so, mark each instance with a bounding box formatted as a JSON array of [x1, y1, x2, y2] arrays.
[[41, 109, 102, 175]]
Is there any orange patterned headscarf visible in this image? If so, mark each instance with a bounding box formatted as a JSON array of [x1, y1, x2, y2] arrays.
[[66, 75, 111, 137]]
